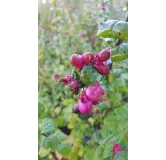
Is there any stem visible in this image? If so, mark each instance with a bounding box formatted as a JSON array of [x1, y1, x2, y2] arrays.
[[102, 0, 106, 21], [126, 15, 128, 22]]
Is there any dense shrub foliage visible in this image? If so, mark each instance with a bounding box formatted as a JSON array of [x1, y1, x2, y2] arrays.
[[38, 0, 128, 159]]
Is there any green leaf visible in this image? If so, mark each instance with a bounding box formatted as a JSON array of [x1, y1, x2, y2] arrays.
[[57, 129, 69, 140], [80, 65, 98, 84], [95, 134, 114, 160], [72, 68, 81, 80], [46, 130, 72, 156], [111, 43, 128, 55], [123, 133, 128, 144], [98, 20, 118, 37], [111, 75, 127, 94], [38, 103, 45, 117], [95, 146, 104, 160], [114, 151, 128, 160], [40, 118, 56, 136], [102, 38, 117, 46], [39, 147, 50, 157], [56, 9, 62, 16], [69, 149, 78, 160], [84, 148, 96, 160], [97, 20, 128, 41], [114, 104, 128, 119], [47, 133, 60, 150], [40, 136, 50, 149], [112, 53, 128, 62], [111, 43, 128, 62], [51, 19, 58, 25], [103, 143, 113, 159], [58, 141, 72, 156], [46, 129, 68, 149], [110, 92, 122, 105], [97, 102, 111, 113], [111, 69, 124, 79]]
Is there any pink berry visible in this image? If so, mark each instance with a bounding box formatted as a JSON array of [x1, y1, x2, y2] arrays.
[[69, 79, 79, 95], [78, 99, 92, 114], [100, 3, 105, 10], [85, 82, 104, 105], [70, 54, 84, 70], [46, 31, 50, 36], [93, 53, 100, 65], [82, 52, 94, 65], [113, 143, 123, 155], [59, 75, 72, 85], [53, 73, 59, 79], [97, 47, 111, 62], [72, 105, 80, 113], [69, 80, 79, 89], [77, 91, 92, 114], [38, 26, 41, 30], [94, 62, 110, 75], [80, 91, 88, 100], [80, 33, 86, 39]]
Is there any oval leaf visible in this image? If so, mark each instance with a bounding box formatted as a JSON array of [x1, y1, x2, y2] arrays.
[[114, 151, 128, 160], [40, 118, 56, 136], [97, 20, 128, 41], [111, 43, 128, 62], [80, 65, 98, 84]]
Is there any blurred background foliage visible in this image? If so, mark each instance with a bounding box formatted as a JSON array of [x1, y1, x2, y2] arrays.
[[38, 0, 128, 159]]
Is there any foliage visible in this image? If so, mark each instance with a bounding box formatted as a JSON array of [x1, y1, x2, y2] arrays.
[[97, 20, 128, 41], [38, 0, 128, 160], [80, 65, 99, 84]]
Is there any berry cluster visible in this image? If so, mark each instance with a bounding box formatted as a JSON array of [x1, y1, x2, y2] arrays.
[[59, 47, 112, 115], [59, 75, 80, 95], [70, 47, 111, 75], [76, 81, 104, 114]]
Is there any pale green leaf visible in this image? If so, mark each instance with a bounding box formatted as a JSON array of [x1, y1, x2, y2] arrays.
[[97, 20, 128, 40], [114, 151, 128, 160], [80, 65, 98, 84], [38, 103, 45, 117], [40, 118, 56, 136]]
